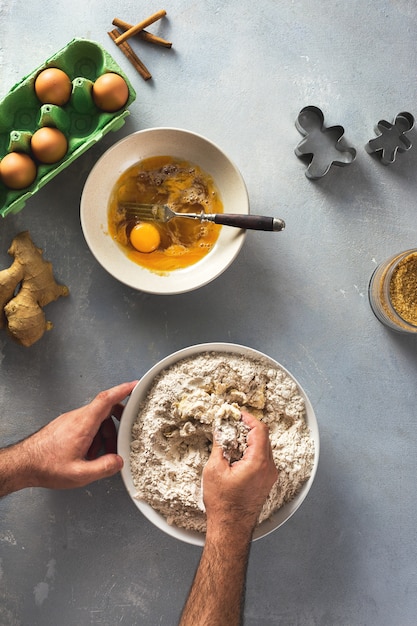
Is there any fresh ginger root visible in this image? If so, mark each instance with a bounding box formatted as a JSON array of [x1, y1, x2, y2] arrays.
[[0, 231, 69, 347]]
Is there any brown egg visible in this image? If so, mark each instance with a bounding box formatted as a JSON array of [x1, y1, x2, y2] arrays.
[[34, 68, 72, 105], [0, 152, 37, 189], [31, 127, 68, 164], [92, 72, 129, 112]]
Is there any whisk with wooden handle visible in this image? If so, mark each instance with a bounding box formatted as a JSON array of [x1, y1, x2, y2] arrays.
[[119, 202, 285, 232]]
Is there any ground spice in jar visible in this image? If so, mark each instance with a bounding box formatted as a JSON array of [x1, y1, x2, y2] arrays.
[[389, 252, 417, 325]]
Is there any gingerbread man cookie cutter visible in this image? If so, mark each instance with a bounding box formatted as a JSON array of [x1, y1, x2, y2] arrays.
[[365, 111, 415, 165], [295, 106, 357, 179]]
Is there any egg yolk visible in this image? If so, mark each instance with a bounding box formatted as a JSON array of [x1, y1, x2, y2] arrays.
[[130, 223, 161, 253]]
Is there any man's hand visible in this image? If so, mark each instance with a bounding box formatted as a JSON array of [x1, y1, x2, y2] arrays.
[[203, 410, 278, 536], [180, 412, 278, 626], [0, 380, 138, 496]]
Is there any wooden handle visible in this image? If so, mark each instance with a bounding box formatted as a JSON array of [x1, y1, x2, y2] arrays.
[[214, 214, 285, 231]]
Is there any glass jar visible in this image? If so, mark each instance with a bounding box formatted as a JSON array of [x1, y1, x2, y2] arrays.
[[368, 249, 417, 334]]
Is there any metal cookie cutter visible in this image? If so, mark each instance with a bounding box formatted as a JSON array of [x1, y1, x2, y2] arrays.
[[365, 111, 415, 165], [295, 106, 356, 179]]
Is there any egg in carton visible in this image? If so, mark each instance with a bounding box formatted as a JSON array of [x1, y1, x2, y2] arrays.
[[0, 38, 136, 217]]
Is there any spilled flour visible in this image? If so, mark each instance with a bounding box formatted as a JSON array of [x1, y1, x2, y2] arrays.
[[130, 352, 315, 532]]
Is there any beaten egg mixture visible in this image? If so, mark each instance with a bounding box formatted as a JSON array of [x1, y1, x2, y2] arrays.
[[108, 156, 223, 273]]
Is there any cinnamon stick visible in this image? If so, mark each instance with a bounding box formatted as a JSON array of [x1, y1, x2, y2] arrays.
[[112, 17, 172, 47], [114, 10, 166, 45], [108, 29, 152, 80]]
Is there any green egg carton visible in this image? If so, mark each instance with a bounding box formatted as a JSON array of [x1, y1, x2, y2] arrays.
[[0, 37, 136, 217]]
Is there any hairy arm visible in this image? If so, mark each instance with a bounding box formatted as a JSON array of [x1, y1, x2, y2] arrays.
[[181, 524, 252, 626], [0, 380, 137, 497], [180, 412, 278, 626]]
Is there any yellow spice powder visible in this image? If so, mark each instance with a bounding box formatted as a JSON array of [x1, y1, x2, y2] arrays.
[[389, 252, 417, 325]]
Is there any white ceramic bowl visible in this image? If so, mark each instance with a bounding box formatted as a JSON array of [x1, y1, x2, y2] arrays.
[[80, 128, 249, 294], [118, 343, 319, 546]]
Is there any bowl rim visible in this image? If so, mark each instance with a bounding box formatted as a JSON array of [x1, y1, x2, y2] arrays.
[[118, 342, 320, 547], [80, 127, 249, 294]]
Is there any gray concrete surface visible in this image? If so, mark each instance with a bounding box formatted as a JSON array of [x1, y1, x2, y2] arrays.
[[1, 1, 417, 624]]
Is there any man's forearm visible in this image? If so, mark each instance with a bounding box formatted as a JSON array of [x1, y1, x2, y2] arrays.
[[0, 440, 33, 497], [179, 524, 253, 626]]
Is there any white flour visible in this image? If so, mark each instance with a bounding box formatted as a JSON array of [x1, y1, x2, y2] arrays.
[[130, 352, 315, 533]]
